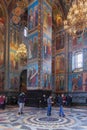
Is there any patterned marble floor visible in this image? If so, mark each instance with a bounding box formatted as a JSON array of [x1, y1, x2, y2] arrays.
[[0, 106, 87, 130]]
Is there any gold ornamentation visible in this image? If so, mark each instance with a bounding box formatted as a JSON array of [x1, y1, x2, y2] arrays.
[[15, 43, 27, 59], [64, 0, 87, 36], [12, 16, 20, 24], [12, 7, 24, 17]]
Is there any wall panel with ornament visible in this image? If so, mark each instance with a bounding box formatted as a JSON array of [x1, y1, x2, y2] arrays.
[[67, 30, 87, 94], [41, 0, 52, 90], [28, 31, 38, 60], [27, 62, 38, 89], [27, 0, 52, 91], [27, 0, 39, 90], [0, 2, 7, 91], [9, 27, 20, 91], [28, 0, 38, 30], [55, 28, 68, 93]]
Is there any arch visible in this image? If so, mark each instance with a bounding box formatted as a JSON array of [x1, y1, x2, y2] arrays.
[[0, 1, 8, 90], [19, 69, 27, 92], [0, 1, 7, 19]]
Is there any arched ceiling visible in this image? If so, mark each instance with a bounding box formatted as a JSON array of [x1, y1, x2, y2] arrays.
[[52, 0, 72, 29], [3, 0, 72, 29]]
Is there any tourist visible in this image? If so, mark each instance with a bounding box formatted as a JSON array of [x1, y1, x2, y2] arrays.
[[47, 95, 53, 116], [58, 94, 65, 117], [18, 92, 25, 115], [0, 95, 6, 109]]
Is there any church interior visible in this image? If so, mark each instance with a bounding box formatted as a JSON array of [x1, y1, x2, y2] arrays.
[[0, 0, 87, 106], [0, 0, 87, 130]]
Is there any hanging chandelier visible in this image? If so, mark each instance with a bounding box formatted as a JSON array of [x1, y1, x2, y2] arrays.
[[64, 0, 87, 37], [15, 43, 27, 60]]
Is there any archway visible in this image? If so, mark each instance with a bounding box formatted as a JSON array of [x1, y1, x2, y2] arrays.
[[20, 69, 27, 93]]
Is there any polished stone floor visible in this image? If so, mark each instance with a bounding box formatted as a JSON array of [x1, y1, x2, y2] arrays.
[[0, 106, 87, 130]]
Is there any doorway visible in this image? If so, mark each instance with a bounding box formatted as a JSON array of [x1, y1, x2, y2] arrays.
[[20, 69, 27, 92]]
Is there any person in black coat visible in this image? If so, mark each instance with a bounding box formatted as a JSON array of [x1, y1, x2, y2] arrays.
[[47, 95, 53, 116], [66, 95, 72, 107], [58, 94, 65, 117], [18, 92, 25, 115]]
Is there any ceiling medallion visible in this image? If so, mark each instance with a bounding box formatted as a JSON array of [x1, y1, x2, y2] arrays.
[[12, 16, 20, 25], [12, 7, 24, 17], [16, 0, 28, 8]]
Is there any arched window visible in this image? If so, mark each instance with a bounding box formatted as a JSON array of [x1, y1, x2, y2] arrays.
[[72, 52, 83, 72]]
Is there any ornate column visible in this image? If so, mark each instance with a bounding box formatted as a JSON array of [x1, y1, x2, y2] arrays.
[[27, 0, 52, 90]]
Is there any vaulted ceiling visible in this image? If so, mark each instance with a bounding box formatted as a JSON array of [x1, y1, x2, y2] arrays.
[[1, 0, 73, 29], [52, 0, 73, 29]]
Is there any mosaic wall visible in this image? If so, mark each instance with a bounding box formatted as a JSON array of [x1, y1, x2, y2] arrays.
[[55, 53, 65, 74], [56, 34, 65, 51], [68, 72, 87, 92], [0, 13, 5, 90], [28, 31, 38, 60], [56, 74, 65, 91], [27, 0, 52, 90], [27, 0, 39, 89], [9, 28, 20, 90], [42, 0, 52, 89], [67, 30, 87, 92], [55, 31, 66, 92], [0, 18, 5, 68], [9, 73, 19, 90], [28, 0, 38, 30], [68, 52, 72, 73], [27, 62, 38, 89]]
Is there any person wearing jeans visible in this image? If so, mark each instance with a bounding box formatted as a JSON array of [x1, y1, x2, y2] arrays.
[[18, 92, 25, 115], [58, 94, 65, 117], [47, 95, 53, 116]]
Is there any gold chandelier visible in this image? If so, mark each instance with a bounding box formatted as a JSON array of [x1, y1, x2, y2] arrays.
[[15, 43, 27, 59], [64, 0, 87, 36]]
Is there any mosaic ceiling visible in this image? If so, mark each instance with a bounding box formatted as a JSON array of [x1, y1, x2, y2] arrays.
[[2, 0, 73, 28], [52, 0, 73, 29]]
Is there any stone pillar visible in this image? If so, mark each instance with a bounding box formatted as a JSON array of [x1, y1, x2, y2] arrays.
[[65, 33, 69, 92], [27, 0, 52, 90], [4, 11, 9, 90]]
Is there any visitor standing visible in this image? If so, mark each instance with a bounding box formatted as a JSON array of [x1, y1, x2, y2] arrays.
[[0, 95, 6, 109], [47, 95, 53, 116], [18, 92, 25, 115], [58, 94, 65, 117]]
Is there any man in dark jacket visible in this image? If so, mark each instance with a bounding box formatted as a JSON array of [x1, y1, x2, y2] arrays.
[[18, 92, 25, 115], [58, 94, 65, 117], [47, 95, 53, 116]]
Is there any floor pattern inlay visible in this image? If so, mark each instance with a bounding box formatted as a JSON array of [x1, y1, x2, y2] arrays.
[[0, 107, 87, 130]]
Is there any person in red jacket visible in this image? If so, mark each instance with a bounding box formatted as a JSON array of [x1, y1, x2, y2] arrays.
[[0, 95, 6, 109]]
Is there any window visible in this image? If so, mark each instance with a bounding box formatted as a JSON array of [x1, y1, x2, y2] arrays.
[[72, 52, 83, 72], [24, 27, 28, 37]]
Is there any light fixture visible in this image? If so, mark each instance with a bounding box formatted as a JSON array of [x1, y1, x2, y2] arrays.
[[15, 43, 27, 60], [64, 0, 87, 37], [56, 14, 62, 26]]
